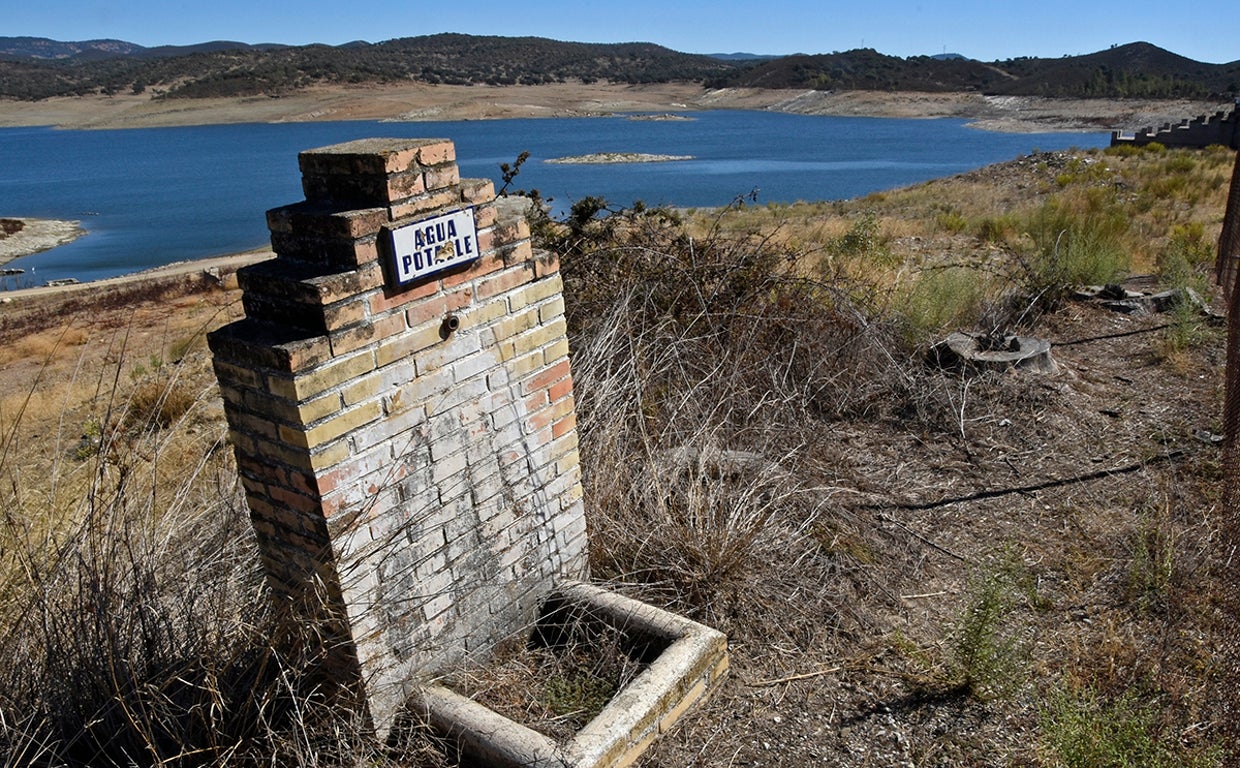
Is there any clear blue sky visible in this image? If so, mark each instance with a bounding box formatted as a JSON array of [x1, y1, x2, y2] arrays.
[[6, 0, 1237, 64]]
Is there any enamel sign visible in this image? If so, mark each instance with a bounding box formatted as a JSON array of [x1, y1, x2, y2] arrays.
[[387, 207, 479, 287]]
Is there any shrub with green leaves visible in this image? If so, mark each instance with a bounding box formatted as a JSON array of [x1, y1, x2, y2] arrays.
[[1040, 685, 1221, 768], [1021, 195, 1130, 302], [948, 551, 1030, 701]]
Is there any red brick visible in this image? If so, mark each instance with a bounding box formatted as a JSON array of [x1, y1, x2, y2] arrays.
[[524, 390, 548, 412], [523, 359, 572, 397], [551, 411, 577, 439], [548, 374, 574, 404], [268, 483, 323, 515], [442, 252, 505, 289], [369, 279, 439, 314], [472, 203, 498, 229], [416, 140, 456, 166], [423, 164, 461, 191], [533, 251, 560, 277], [461, 180, 496, 204], [405, 286, 472, 328]]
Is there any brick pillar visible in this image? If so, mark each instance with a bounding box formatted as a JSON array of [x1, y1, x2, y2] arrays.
[[208, 138, 587, 732]]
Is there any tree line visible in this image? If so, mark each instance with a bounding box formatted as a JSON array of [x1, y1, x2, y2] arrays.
[[0, 35, 1234, 101]]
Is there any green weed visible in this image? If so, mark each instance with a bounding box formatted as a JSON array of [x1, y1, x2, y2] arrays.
[[1040, 685, 1221, 768], [948, 549, 1030, 701]]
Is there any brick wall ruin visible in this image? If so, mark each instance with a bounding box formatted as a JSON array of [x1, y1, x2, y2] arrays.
[[208, 138, 588, 730], [1111, 102, 1240, 149]]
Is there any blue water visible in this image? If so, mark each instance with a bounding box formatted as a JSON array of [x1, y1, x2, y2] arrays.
[[0, 111, 1107, 286]]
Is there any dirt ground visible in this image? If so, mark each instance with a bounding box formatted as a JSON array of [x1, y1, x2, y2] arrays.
[[1, 240, 1226, 767]]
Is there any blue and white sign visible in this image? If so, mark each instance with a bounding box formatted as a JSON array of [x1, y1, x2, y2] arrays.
[[387, 207, 479, 286]]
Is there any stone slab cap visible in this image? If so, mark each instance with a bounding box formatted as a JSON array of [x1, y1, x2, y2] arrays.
[[299, 138, 457, 206]]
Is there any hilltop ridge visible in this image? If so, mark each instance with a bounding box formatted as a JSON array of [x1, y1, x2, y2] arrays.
[[0, 35, 1235, 101]]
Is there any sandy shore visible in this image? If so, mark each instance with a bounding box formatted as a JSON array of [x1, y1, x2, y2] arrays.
[[0, 82, 1229, 136]]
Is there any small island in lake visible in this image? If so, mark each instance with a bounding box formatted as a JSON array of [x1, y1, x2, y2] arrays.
[[626, 113, 696, 122], [545, 152, 695, 164]]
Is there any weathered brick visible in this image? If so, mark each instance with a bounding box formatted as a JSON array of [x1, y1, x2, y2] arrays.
[[329, 312, 406, 357], [374, 321, 443, 368], [269, 231, 382, 269], [208, 319, 329, 374], [522, 358, 572, 397], [413, 330, 482, 377], [472, 202, 498, 229], [295, 400, 383, 449], [308, 439, 353, 473], [422, 164, 461, 191], [405, 287, 473, 329], [551, 410, 577, 440], [441, 252, 505, 289], [210, 135, 613, 741], [548, 374, 574, 404], [460, 179, 495, 205], [506, 274, 560, 311], [322, 298, 368, 332], [415, 140, 456, 166], [298, 138, 452, 176], [268, 202, 390, 241], [341, 377, 381, 408], [543, 337, 571, 366], [296, 351, 377, 402], [450, 350, 494, 384], [532, 250, 560, 278], [510, 316, 568, 358], [228, 410, 281, 441], [368, 278, 439, 314], [488, 304, 540, 343], [537, 295, 566, 325], [211, 358, 264, 389], [491, 216, 531, 246], [388, 189, 459, 221]]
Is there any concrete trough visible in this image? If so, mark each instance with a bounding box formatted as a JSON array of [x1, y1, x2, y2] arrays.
[[410, 581, 729, 768]]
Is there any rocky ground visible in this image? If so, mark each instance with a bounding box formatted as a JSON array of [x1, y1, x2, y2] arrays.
[[0, 218, 86, 268]]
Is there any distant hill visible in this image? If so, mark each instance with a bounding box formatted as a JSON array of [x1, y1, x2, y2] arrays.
[[0, 35, 1234, 101], [708, 52, 782, 61], [0, 36, 288, 61], [720, 42, 1240, 98], [0, 36, 146, 60], [0, 33, 742, 99]]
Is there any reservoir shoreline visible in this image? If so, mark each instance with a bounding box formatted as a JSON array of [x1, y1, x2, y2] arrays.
[[0, 82, 1228, 136]]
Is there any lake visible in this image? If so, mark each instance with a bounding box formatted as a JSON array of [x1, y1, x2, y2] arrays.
[[0, 111, 1108, 286]]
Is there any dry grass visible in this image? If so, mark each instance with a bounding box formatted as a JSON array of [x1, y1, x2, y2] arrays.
[[0, 144, 1233, 766]]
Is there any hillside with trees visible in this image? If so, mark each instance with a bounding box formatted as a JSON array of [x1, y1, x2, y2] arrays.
[[719, 42, 1240, 98], [0, 35, 1236, 102], [0, 34, 740, 99]]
